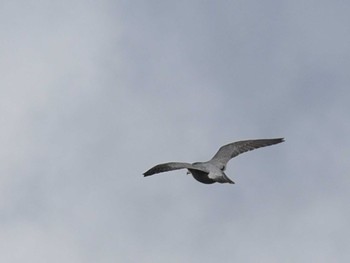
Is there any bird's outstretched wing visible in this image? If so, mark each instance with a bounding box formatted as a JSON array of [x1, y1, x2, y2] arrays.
[[143, 162, 206, 177], [210, 138, 284, 167]]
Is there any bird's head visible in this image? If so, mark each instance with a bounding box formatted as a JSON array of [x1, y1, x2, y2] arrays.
[[187, 162, 201, 175]]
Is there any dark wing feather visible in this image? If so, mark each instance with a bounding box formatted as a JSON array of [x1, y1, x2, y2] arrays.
[[210, 138, 284, 167], [143, 162, 201, 176]]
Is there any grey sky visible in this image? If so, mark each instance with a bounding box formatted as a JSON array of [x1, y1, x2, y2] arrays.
[[1, 0, 349, 262]]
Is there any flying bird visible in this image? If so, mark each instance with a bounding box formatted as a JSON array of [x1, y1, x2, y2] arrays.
[[143, 138, 284, 184]]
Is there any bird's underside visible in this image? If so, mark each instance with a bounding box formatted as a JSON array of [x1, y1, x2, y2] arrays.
[[143, 138, 284, 184]]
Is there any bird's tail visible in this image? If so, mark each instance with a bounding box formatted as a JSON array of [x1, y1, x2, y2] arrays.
[[223, 172, 235, 184]]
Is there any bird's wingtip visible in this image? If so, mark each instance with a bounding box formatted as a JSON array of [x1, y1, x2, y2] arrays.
[[143, 170, 153, 177], [275, 137, 285, 143]]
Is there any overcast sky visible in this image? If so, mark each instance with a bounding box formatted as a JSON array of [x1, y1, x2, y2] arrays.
[[1, 1, 350, 262]]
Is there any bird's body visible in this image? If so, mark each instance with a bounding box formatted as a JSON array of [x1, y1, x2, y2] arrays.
[[143, 138, 284, 184], [189, 162, 233, 184]]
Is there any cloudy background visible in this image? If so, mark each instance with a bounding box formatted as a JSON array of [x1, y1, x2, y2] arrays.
[[1, 0, 350, 262]]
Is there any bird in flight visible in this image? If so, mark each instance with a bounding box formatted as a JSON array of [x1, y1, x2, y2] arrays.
[[144, 138, 284, 184]]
